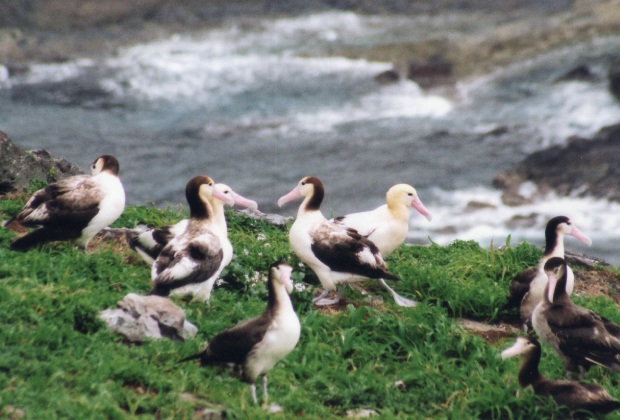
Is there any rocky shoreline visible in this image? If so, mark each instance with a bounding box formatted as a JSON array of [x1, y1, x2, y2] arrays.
[[1, 0, 620, 81], [494, 123, 620, 206]]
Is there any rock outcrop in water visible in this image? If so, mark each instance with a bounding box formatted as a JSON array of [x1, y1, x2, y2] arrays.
[[0, 131, 83, 194], [608, 57, 620, 101], [493, 123, 620, 205]]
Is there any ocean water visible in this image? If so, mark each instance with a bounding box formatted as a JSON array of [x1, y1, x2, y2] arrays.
[[1, 12, 620, 263]]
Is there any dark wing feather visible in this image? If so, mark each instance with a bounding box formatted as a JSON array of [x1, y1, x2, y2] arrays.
[[200, 314, 271, 366], [546, 305, 620, 370], [503, 267, 538, 311], [310, 223, 399, 281], [17, 177, 102, 229], [149, 233, 224, 296]]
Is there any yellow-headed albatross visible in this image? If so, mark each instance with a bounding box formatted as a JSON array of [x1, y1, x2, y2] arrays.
[[278, 176, 416, 307], [332, 183, 431, 257]]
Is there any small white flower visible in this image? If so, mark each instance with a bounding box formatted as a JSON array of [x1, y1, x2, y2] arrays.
[[257, 233, 267, 241], [215, 278, 224, 287], [298, 262, 305, 268], [252, 271, 260, 283], [294, 283, 307, 293], [243, 249, 249, 256], [264, 243, 271, 248], [258, 252, 263, 257]]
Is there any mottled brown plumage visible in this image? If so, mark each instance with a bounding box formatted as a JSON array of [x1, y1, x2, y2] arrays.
[[532, 257, 620, 377], [502, 336, 620, 415]]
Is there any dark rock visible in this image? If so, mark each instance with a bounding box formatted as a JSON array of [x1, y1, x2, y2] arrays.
[[401, 57, 454, 88], [608, 57, 620, 101], [494, 122, 620, 204], [10, 74, 123, 108], [492, 172, 531, 206], [5, 63, 29, 77], [374, 69, 400, 85], [565, 249, 610, 268], [506, 213, 538, 229], [554, 64, 597, 83], [0, 131, 83, 194], [463, 200, 496, 213], [2, 0, 167, 30]]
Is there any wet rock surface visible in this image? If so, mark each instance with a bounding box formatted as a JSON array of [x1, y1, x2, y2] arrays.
[[493, 123, 620, 204], [0, 131, 83, 194], [99, 293, 198, 343]]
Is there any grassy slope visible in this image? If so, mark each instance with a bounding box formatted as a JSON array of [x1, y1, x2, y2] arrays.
[[1, 197, 620, 419]]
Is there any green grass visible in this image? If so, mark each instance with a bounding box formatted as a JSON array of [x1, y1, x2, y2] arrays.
[[1, 197, 620, 419]]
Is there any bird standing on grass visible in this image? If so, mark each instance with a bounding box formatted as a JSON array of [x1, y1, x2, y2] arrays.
[[501, 336, 620, 415], [178, 261, 300, 405], [126, 183, 257, 265], [503, 216, 591, 328], [278, 176, 415, 307], [147, 175, 234, 303], [7, 155, 125, 251], [332, 183, 432, 257], [532, 257, 620, 378]]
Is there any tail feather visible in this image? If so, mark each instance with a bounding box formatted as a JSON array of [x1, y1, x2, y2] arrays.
[[177, 352, 202, 364], [146, 286, 168, 297], [10, 228, 78, 251]]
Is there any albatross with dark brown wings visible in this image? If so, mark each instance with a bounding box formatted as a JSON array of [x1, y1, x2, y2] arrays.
[[278, 176, 416, 307], [8, 155, 125, 251], [126, 183, 257, 265], [147, 175, 234, 303], [501, 336, 620, 415], [178, 261, 300, 405], [532, 257, 620, 378], [503, 216, 591, 328]]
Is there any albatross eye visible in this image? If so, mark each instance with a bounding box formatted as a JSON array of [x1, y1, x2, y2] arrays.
[[301, 182, 306, 186], [408, 193, 413, 196]]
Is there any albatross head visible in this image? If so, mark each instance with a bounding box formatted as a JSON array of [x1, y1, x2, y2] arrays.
[[270, 261, 294, 294], [387, 184, 432, 222], [277, 176, 324, 209], [91, 155, 120, 176], [501, 336, 539, 360], [213, 184, 258, 209], [543, 257, 567, 304]]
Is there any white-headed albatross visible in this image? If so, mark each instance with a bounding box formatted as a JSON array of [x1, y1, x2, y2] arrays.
[[147, 175, 234, 303], [126, 183, 257, 265], [532, 257, 620, 378], [332, 183, 432, 257], [8, 155, 125, 251], [178, 261, 300, 405], [278, 176, 416, 307], [503, 216, 591, 328], [501, 336, 620, 415]]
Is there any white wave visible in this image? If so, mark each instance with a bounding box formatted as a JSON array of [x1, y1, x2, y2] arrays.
[[8, 58, 96, 86], [294, 80, 452, 132], [408, 187, 620, 254], [525, 81, 620, 149]]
